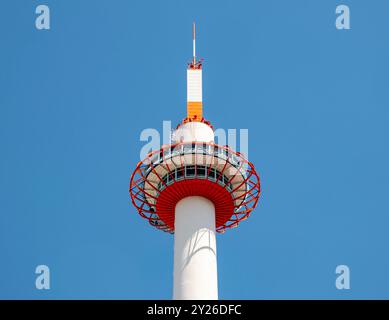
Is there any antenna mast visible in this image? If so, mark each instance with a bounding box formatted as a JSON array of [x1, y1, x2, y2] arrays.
[[192, 22, 196, 66]]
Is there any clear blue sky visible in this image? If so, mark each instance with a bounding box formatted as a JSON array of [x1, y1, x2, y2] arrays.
[[1, 0, 388, 299]]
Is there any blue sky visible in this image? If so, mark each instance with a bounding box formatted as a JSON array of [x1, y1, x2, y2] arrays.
[[1, 0, 388, 299]]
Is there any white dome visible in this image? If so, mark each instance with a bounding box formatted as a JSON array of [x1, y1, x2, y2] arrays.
[[172, 122, 214, 143]]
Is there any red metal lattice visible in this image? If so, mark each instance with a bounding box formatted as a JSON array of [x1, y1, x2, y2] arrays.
[[129, 142, 261, 234]]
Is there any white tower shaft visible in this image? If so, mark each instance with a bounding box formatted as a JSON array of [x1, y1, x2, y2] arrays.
[[173, 196, 218, 300]]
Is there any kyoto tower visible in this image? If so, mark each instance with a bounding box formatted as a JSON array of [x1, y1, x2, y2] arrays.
[[129, 23, 261, 300]]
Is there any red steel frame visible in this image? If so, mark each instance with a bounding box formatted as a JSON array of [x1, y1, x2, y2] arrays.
[[129, 141, 261, 234]]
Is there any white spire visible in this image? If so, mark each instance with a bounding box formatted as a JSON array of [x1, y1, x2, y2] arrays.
[[192, 22, 196, 65]]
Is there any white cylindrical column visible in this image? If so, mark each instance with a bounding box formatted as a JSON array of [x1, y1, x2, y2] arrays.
[[173, 196, 218, 300]]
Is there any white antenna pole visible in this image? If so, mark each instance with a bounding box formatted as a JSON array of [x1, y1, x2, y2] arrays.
[[193, 22, 196, 65]]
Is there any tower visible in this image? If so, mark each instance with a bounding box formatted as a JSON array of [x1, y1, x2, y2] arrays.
[[129, 23, 261, 300]]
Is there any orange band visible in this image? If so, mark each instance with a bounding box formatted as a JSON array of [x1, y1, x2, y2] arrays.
[[187, 101, 203, 119]]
